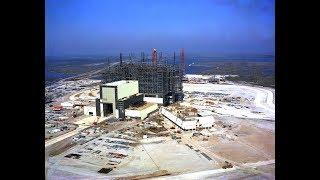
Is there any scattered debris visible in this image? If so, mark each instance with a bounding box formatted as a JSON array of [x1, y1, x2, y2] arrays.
[[192, 132, 202, 137], [185, 144, 193, 149], [222, 161, 233, 169], [65, 153, 81, 159], [98, 168, 113, 174]]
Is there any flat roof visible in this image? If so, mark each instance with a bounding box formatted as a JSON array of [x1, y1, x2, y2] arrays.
[[120, 93, 143, 101], [103, 80, 137, 87], [127, 102, 156, 110]]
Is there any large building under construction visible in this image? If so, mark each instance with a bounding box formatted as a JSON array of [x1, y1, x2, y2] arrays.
[[102, 49, 185, 105]]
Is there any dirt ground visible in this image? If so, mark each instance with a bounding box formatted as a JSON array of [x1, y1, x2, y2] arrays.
[[187, 123, 274, 164], [47, 109, 274, 179], [236, 124, 275, 159]]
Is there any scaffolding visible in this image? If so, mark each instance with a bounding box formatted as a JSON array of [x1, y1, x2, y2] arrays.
[[102, 52, 184, 105]]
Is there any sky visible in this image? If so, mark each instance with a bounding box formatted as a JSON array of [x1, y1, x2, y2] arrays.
[[45, 0, 274, 57]]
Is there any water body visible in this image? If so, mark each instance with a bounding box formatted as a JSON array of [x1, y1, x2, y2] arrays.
[[45, 57, 113, 83], [45, 55, 274, 83], [183, 55, 274, 74]]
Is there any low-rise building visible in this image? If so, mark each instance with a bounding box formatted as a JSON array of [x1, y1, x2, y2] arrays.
[[84, 105, 97, 116], [96, 80, 158, 120], [160, 106, 214, 130]]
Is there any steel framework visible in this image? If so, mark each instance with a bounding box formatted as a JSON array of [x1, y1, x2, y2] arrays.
[[102, 52, 184, 105]]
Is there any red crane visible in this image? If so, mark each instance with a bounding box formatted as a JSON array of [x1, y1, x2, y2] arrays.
[[152, 48, 158, 64]]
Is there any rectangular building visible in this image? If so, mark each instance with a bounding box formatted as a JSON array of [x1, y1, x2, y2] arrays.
[[97, 80, 158, 120], [160, 107, 214, 130]]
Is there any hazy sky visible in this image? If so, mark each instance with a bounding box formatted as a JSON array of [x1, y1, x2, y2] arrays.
[[45, 0, 274, 56]]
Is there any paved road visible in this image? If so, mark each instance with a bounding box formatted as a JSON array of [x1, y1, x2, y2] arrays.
[[45, 126, 87, 148], [45, 116, 112, 149]]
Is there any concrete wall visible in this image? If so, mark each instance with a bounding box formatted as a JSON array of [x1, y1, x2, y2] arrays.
[[101, 87, 108, 100], [182, 120, 197, 130], [198, 116, 215, 128], [101, 87, 116, 115], [125, 109, 141, 118], [144, 97, 163, 104], [160, 107, 187, 129], [84, 106, 96, 116], [100, 103, 104, 117], [125, 103, 158, 120], [115, 109, 119, 119], [117, 81, 139, 100], [102, 87, 116, 103], [140, 103, 158, 120]]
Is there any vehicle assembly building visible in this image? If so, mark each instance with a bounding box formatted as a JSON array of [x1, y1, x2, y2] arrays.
[[103, 49, 185, 106]]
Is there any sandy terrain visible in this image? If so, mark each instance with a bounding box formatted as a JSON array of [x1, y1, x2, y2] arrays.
[[183, 83, 275, 120], [46, 80, 275, 179]]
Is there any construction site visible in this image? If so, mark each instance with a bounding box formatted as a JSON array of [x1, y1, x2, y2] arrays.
[[45, 49, 275, 179], [102, 49, 185, 106], [47, 107, 274, 179]]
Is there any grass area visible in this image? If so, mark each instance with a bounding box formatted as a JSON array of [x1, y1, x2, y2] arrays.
[[201, 61, 275, 87]]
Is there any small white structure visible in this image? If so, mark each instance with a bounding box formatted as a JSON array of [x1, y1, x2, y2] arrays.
[[58, 116, 68, 120], [61, 101, 74, 108], [84, 106, 96, 116], [49, 128, 61, 134], [160, 107, 215, 130]]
